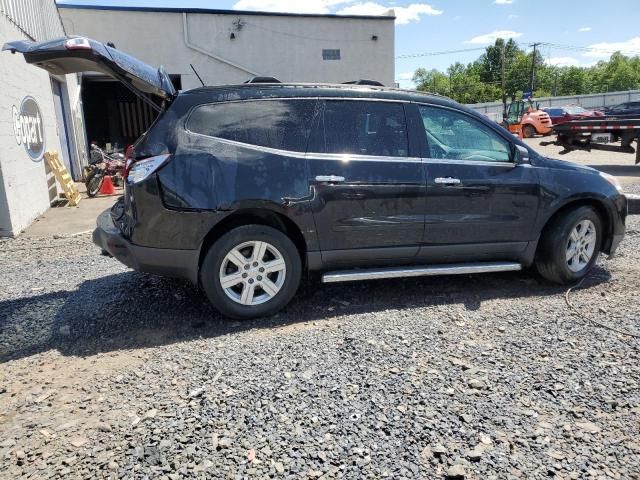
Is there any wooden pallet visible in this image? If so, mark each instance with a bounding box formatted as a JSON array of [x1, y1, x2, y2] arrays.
[[44, 151, 81, 207]]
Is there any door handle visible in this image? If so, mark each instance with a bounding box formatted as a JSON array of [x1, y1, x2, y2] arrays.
[[314, 175, 345, 183], [434, 177, 461, 186]]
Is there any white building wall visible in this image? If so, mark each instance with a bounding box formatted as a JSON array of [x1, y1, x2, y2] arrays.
[[0, 2, 85, 236], [59, 7, 395, 89]]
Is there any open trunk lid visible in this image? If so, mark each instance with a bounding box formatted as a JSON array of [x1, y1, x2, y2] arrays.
[[3, 36, 175, 111]]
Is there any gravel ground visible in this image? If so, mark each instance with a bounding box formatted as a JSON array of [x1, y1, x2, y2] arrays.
[[523, 138, 640, 189], [1, 215, 640, 479]]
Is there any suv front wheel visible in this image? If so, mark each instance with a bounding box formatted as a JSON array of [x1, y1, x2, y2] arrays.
[[201, 225, 302, 319], [536, 206, 602, 284]]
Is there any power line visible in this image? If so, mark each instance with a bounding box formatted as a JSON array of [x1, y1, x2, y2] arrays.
[[396, 41, 640, 60], [396, 47, 487, 59], [540, 42, 640, 56]]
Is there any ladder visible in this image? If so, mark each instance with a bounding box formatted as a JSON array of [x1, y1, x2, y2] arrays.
[[44, 151, 81, 206]]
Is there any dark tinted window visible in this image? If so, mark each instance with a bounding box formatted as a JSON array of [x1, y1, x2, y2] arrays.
[[546, 108, 563, 116], [310, 100, 408, 157], [187, 99, 316, 152]]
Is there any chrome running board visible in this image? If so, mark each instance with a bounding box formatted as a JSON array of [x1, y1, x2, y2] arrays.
[[321, 261, 522, 283]]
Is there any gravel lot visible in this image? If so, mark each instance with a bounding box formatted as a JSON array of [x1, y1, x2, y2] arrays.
[[1, 209, 640, 479], [523, 138, 640, 189]]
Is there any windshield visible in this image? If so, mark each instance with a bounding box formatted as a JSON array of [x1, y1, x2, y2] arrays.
[[565, 106, 588, 114]]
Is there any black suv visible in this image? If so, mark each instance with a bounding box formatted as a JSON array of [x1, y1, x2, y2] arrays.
[[603, 101, 640, 117], [6, 37, 627, 319]]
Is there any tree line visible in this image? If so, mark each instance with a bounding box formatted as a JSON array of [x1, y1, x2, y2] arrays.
[[412, 38, 640, 105]]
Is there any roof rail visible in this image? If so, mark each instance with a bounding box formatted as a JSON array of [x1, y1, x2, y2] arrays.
[[342, 79, 384, 86], [244, 76, 282, 84]]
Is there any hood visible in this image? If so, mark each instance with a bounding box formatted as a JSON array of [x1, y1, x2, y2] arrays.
[[535, 156, 599, 174]]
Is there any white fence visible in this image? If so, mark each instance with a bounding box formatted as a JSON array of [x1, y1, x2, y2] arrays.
[[468, 90, 640, 119], [0, 0, 65, 41]]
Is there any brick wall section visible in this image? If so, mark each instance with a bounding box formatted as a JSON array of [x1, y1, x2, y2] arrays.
[[0, 16, 82, 236]]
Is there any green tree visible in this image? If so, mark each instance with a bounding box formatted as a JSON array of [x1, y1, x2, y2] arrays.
[[412, 68, 450, 96], [557, 67, 589, 95], [411, 42, 640, 103], [596, 52, 639, 91]]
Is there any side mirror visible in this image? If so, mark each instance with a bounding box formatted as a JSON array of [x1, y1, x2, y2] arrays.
[[513, 144, 530, 164]]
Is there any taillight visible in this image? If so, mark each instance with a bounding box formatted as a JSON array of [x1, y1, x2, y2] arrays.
[[127, 154, 171, 185], [123, 145, 134, 180], [65, 37, 92, 50]]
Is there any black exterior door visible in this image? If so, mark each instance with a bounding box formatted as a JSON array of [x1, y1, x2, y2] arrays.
[[307, 100, 426, 267], [409, 104, 540, 262]]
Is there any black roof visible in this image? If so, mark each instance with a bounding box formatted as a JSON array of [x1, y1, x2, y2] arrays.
[[183, 83, 457, 108], [56, 3, 396, 20]]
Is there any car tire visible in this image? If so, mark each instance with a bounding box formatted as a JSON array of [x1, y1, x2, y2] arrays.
[[522, 124, 536, 138], [200, 225, 302, 320], [535, 206, 602, 285]]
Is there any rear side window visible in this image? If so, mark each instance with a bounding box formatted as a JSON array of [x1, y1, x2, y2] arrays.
[[187, 99, 316, 152], [309, 100, 408, 157]]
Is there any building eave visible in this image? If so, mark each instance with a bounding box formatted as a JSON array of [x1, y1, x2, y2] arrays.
[[56, 3, 396, 21]]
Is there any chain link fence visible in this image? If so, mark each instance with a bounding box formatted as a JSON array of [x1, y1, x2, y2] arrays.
[[468, 90, 640, 121]]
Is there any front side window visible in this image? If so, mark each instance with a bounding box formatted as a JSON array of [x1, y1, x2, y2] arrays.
[[187, 99, 316, 152], [419, 105, 511, 162], [309, 100, 409, 157]]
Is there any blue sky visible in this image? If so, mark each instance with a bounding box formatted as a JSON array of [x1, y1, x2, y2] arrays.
[[57, 0, 640, 88]]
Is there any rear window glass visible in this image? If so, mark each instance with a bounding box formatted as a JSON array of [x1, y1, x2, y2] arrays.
[[309, 100, 408, 157], [187, 99, 316, 152]]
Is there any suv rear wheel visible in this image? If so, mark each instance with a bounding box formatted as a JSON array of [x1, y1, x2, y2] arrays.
[[200, 225, 302, 319], [536, 206, 602, 284]]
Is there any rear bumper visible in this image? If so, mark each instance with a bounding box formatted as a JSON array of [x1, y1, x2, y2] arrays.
[[92, 208, 199, 284]]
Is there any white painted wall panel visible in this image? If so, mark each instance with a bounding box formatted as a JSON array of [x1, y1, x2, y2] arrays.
[[60, 8, 395, 89]]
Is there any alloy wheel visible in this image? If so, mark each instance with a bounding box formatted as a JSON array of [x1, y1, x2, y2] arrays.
[[219, 240, 287, 306], [566, 219, 597, 273]]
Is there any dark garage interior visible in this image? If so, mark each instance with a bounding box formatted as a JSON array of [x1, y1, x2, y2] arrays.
[[81, 75, 182, 150]]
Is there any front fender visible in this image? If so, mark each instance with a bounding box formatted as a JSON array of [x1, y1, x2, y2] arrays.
[[534, 161, 626, 254]]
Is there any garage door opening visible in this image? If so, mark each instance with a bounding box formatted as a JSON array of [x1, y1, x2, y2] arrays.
[[81, 74, 181, 151]]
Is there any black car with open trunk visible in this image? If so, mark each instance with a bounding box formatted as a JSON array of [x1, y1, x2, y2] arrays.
[[4, 37, 627, 319]]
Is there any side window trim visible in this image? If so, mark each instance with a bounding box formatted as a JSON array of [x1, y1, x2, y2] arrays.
[[186, 131, 310, 159], [416, 103, 516, 165], [184, 97, 319, 155]]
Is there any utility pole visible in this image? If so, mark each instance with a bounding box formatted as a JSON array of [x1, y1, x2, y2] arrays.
[[501, 44, 507, 121], [529, 42, 541, 95]]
